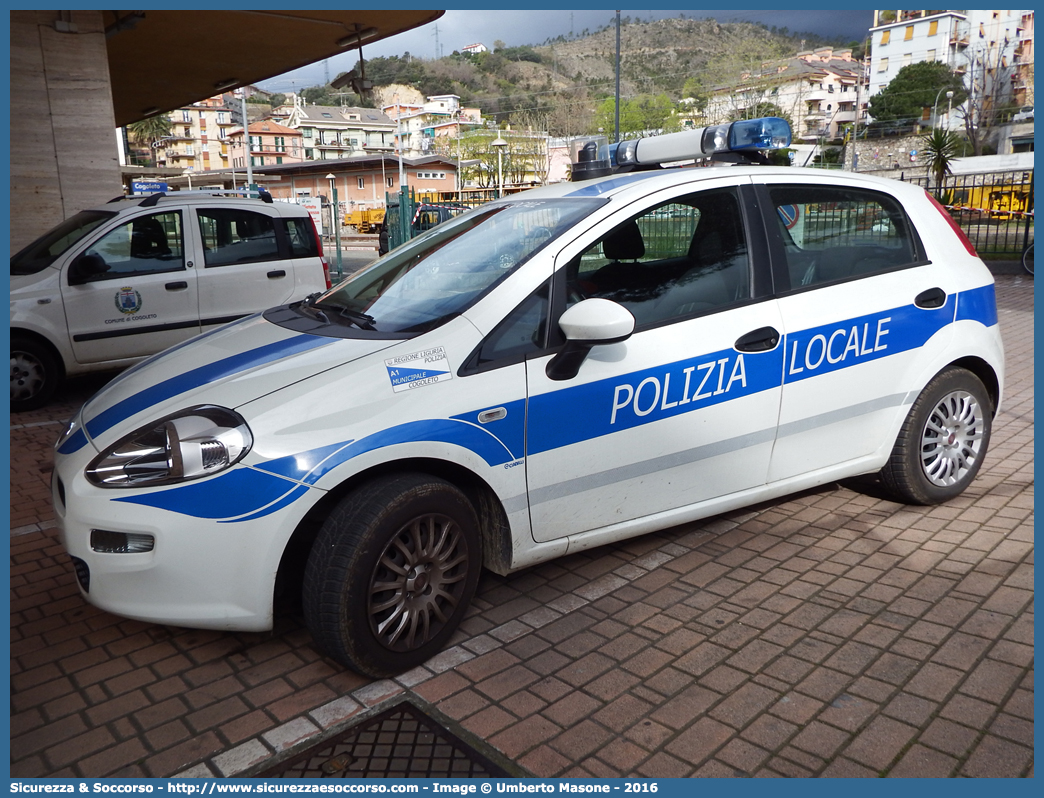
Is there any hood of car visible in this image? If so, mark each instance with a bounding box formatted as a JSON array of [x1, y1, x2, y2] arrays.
[[61, 314, 399, 455]]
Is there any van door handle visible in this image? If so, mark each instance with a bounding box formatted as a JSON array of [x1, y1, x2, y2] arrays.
[[267, 270, 286, 279], [735, 326, 780, 352], [915, 287, 947, 309], [165, 281, 188, 291]]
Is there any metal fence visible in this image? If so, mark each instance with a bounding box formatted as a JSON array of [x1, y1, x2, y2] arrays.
[[384, 170, 1034, 259], [902, 170, 1034, 257]]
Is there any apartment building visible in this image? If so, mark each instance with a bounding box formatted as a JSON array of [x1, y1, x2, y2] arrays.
[[704, 48, 865, 142], [383, 94, 484, 157], [1012, 11, 1034, 107], [227, 119, 305, 169], [284, 99, 398, 160], [868, 10, 1032, 128], [156, 96, 237, 173]]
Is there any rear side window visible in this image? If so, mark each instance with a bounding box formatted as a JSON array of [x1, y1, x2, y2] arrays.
[[284, 218, 319, 258], [768, 185, 919, 290], [197, 208, 281, 267]]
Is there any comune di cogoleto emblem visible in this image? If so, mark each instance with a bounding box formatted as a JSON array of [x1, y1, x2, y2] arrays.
[[115, 287, 143, 315]]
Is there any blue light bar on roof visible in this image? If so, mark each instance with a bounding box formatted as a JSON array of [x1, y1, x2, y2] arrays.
[[726, 117, 792, 151], [598, 117, 792, 177]]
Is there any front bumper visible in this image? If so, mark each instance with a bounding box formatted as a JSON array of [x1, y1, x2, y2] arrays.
[[53, 450, 320, 632]]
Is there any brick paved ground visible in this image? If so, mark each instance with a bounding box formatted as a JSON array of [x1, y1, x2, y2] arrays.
[[10, 274, 1033, 779]]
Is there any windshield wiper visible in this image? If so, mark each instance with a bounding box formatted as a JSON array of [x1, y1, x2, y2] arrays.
[[314, 300, 377, 330]]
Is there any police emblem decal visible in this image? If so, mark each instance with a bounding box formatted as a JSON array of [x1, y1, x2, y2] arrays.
[[115, 287, 143, 315]]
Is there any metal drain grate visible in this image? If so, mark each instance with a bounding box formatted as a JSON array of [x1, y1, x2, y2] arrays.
[[258, 698, 518, 778]]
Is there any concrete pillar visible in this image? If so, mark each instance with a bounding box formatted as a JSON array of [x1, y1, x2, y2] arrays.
[[10, 11, 123, 254]]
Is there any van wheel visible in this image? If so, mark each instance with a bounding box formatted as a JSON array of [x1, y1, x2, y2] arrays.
[[11, 337, 60, 412], [303, 473, 482, 677], [879, 367, 992, 505]]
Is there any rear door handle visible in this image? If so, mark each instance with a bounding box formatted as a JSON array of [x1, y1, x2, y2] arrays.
[[165, 281, 188, 291], [915, 287, 947, 309], [267, 270, 286, 279], [735, 326, 780, 352]]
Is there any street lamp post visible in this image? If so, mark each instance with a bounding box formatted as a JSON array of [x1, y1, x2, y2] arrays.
[[931, 87, 947, 130], [491, 134, 508, 199], [945, 90, 954, 129], [454, 110, 463, 200], [241, 91, 254, 189], [326, 173, 343, 280]]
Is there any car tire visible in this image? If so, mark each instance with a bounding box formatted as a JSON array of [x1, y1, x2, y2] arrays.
[[11, 337, 61, 413], [302, 473, 482, 677], [879, 367, 992, 505]]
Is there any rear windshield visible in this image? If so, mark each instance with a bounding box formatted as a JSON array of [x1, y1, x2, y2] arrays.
[[11, 210, 116, 275]]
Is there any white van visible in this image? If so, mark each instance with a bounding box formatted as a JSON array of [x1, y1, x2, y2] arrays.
[[10, 190, 331, 410]]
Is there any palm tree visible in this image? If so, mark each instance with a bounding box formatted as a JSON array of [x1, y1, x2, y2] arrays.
[[921, 127, 961, 194], [127, 114, 173, 165]]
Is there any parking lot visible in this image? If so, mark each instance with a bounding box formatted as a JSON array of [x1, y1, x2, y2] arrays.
[[10, 273, 1033, 779]]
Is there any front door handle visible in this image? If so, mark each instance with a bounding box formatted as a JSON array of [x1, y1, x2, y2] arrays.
[[915, 287, 947, 309], [735, 326, 780, 352], [165, 281, 188, 291], [267, 270, 286, 279]]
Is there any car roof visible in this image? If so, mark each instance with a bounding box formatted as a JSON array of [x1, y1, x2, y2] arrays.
[[84, 191, 308, 215], [500, 165, 922, 205]]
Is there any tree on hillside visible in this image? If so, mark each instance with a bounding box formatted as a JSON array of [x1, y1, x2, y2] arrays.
[[868, 61, 967, 125], [127, 114, 173, 165], [595, 94, 681, 139]]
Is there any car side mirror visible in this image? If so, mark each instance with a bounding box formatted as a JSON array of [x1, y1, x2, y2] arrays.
[[546, 298, 635, 381], [68, 253, 108, 284]]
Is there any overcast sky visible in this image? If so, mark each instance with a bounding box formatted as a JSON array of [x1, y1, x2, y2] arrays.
[[260, 9, 874, 93]]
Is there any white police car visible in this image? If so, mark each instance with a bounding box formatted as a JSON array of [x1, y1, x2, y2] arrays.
[[52, 119, 1004, 677], [11, 190, 330, 411]]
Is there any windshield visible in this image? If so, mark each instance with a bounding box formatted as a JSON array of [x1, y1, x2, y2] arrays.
[[11, 210, 117, 275], [309, 198, 603, 334]]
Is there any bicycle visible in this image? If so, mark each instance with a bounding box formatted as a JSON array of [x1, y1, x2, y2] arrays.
[[1022, 242, 1034, 275]]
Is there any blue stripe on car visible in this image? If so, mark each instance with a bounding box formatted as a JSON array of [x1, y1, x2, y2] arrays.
[[57, 428, 89, 456], [955, 283, 999, 327], [113, 419, 519, 521], [108, 288, 997, 521]]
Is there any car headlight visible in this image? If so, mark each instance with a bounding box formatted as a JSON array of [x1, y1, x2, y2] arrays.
[[85, 406, 252, 488]]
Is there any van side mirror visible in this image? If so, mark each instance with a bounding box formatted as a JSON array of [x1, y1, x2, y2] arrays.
[[546, 298, 635, 381], [68, 253, 108, 284]]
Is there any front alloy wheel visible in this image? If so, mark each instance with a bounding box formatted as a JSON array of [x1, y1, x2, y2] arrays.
[[369, 511, 470, 653], [303, 473, 482, 677]]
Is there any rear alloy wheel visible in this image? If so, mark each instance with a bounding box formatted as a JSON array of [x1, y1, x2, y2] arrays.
[[303, 473, 481, 677], [11, 338, 60, 412], [880, 367, 992, 504]]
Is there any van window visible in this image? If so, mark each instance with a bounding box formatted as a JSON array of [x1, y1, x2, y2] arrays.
[[768, 186, 919, 289], [197, 208, 281, 267], [12, 210, 116, 275], [284, 218, 319, 258], [81, 211, 185, 280]]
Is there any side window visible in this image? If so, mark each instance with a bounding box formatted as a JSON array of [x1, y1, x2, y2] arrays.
[[81, 211, 184, 280], [568, 187, 750, 327], [284, 218, 318, 258], [197, 208, 281, 267], [463, 281, 550, 373], [768, 186, 919, 289]]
